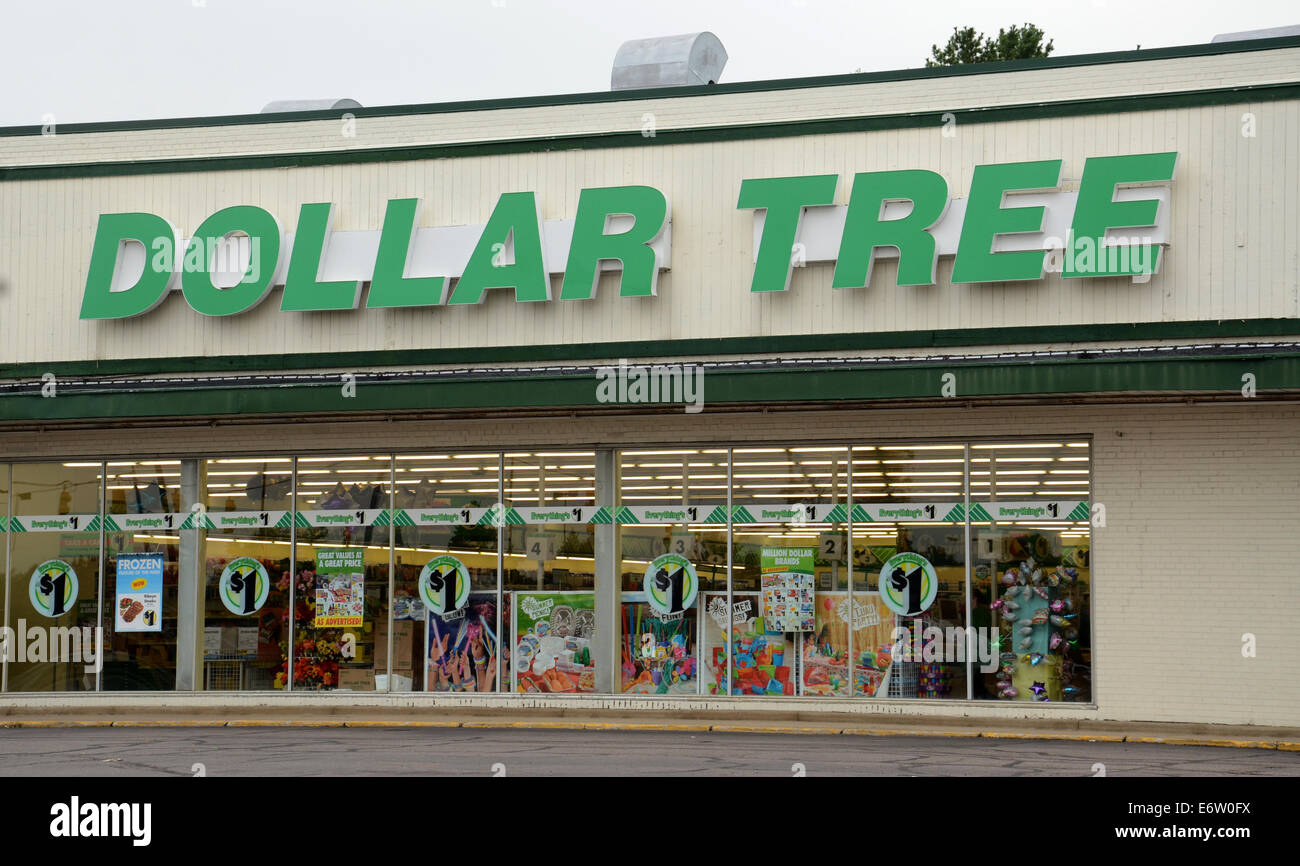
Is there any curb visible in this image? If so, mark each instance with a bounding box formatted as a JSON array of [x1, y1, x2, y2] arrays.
[[0, 718, 1295, 750]]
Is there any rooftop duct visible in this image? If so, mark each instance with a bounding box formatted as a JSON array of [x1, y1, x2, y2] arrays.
[[1211, 24, 1300, 42], [611, 32, 727, 90], [260, 98, 362, 114]]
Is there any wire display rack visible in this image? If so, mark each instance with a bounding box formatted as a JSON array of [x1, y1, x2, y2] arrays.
[[202, 651, 253, 691]]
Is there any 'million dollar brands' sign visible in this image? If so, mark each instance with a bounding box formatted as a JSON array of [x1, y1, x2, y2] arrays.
[[80, 152, 1176, 320]]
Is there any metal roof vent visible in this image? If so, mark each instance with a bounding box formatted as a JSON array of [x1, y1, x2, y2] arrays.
[[1211, 24, 1300, 42], [260, 98, 362, 113], [611, 32, 727, 90]]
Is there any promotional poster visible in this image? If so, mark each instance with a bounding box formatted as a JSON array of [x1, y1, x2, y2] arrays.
[[760, 547, 816, 632], [114, 553, 163, 632], [512, 591, 597, 693], [801, 591, 897, 697], [313, 549, 365, 627], [426, 593, 502, 693]]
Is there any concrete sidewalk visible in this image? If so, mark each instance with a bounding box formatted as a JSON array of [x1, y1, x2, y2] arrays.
[[2, 705, 1297, 750]]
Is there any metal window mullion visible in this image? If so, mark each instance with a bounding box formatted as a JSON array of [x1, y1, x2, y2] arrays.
[[846, 447, 853, 701], [1086, 437, 1096, 703], [287, 457, 297, 692], [496, 452, 504, 694], [725, 447, 733, 699], [3, 464, 10, 693], [964, 443, 973, 702], [387, 455, 396, 694], [95, 462, 105, 693]]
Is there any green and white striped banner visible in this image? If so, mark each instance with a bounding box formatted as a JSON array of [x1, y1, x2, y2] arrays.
[[111, 513, 189, 532], [615, 504, 727, 525], [3, 499, 1089, 536], [7, 514, 98, 533], [186, 510, 293, 531], [856, 502, 966, 522], [295, 508, 389, 529], [981, 500, 1089, 522], [510, 505, 612, 525], [729, 503, 853, 524], [396, 506, 491, 527]]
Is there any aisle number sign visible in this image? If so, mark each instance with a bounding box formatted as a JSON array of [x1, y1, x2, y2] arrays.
[[81, 153, 1175, 320]]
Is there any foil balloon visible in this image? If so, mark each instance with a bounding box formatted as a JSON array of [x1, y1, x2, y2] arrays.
[[1031, 610, 1049, 626], [990, 599, 1005, 611], [1030, 653, 1045, 665], [1001, 687, 1019, 699], [1030, 681, 1046, 696], [1033, 586, 1050, 600], [1049, 633, 1064, 650], [1001, 569, 1019, 585], [1050, 599, 1065, 613], [1031, 569, 1044, 585], [1018, 637, 1033, 650]]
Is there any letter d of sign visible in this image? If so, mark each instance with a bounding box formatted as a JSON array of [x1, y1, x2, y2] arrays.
[[80, 213, 181, 319]]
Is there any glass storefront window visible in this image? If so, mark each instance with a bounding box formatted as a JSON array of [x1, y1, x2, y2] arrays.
[[504, 452, 598, 693], [101, 460, 184, 690], [0, 438, 1092, 702], [854, 443, 968, 700], [617, 448, 729, 695], [393, 452, 502, 693], [201, 457, 292, 690], [292, 455, 392, 691], [729, 446, 851, 697], [971, 441, 1092, 702], [5, 462, 103, 692]]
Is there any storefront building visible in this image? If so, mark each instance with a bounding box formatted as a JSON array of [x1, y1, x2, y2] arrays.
[[1, 37, 1297, 727]]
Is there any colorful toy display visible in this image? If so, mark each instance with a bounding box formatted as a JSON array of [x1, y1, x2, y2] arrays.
[[917, 663, 953, 698], [701, 592, 791, 696], [620, 599, 697, 694], [994, 557, 1087, 702]]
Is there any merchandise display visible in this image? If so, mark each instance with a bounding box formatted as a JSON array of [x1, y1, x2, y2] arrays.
[[992, 551, 1089, 702], [701, 592, 793, 696], [801, 592, 896, 697], [620, 598, 697, 694], [513, 591, 597, 692]]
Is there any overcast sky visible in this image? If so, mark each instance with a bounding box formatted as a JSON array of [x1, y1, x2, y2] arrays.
[[2, 0, 1295, 127]]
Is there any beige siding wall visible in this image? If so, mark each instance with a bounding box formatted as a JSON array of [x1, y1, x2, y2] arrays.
[[1, 98, 1298, 367], [1, 46, 1298, 369], [2, 401, 1296, 725]]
